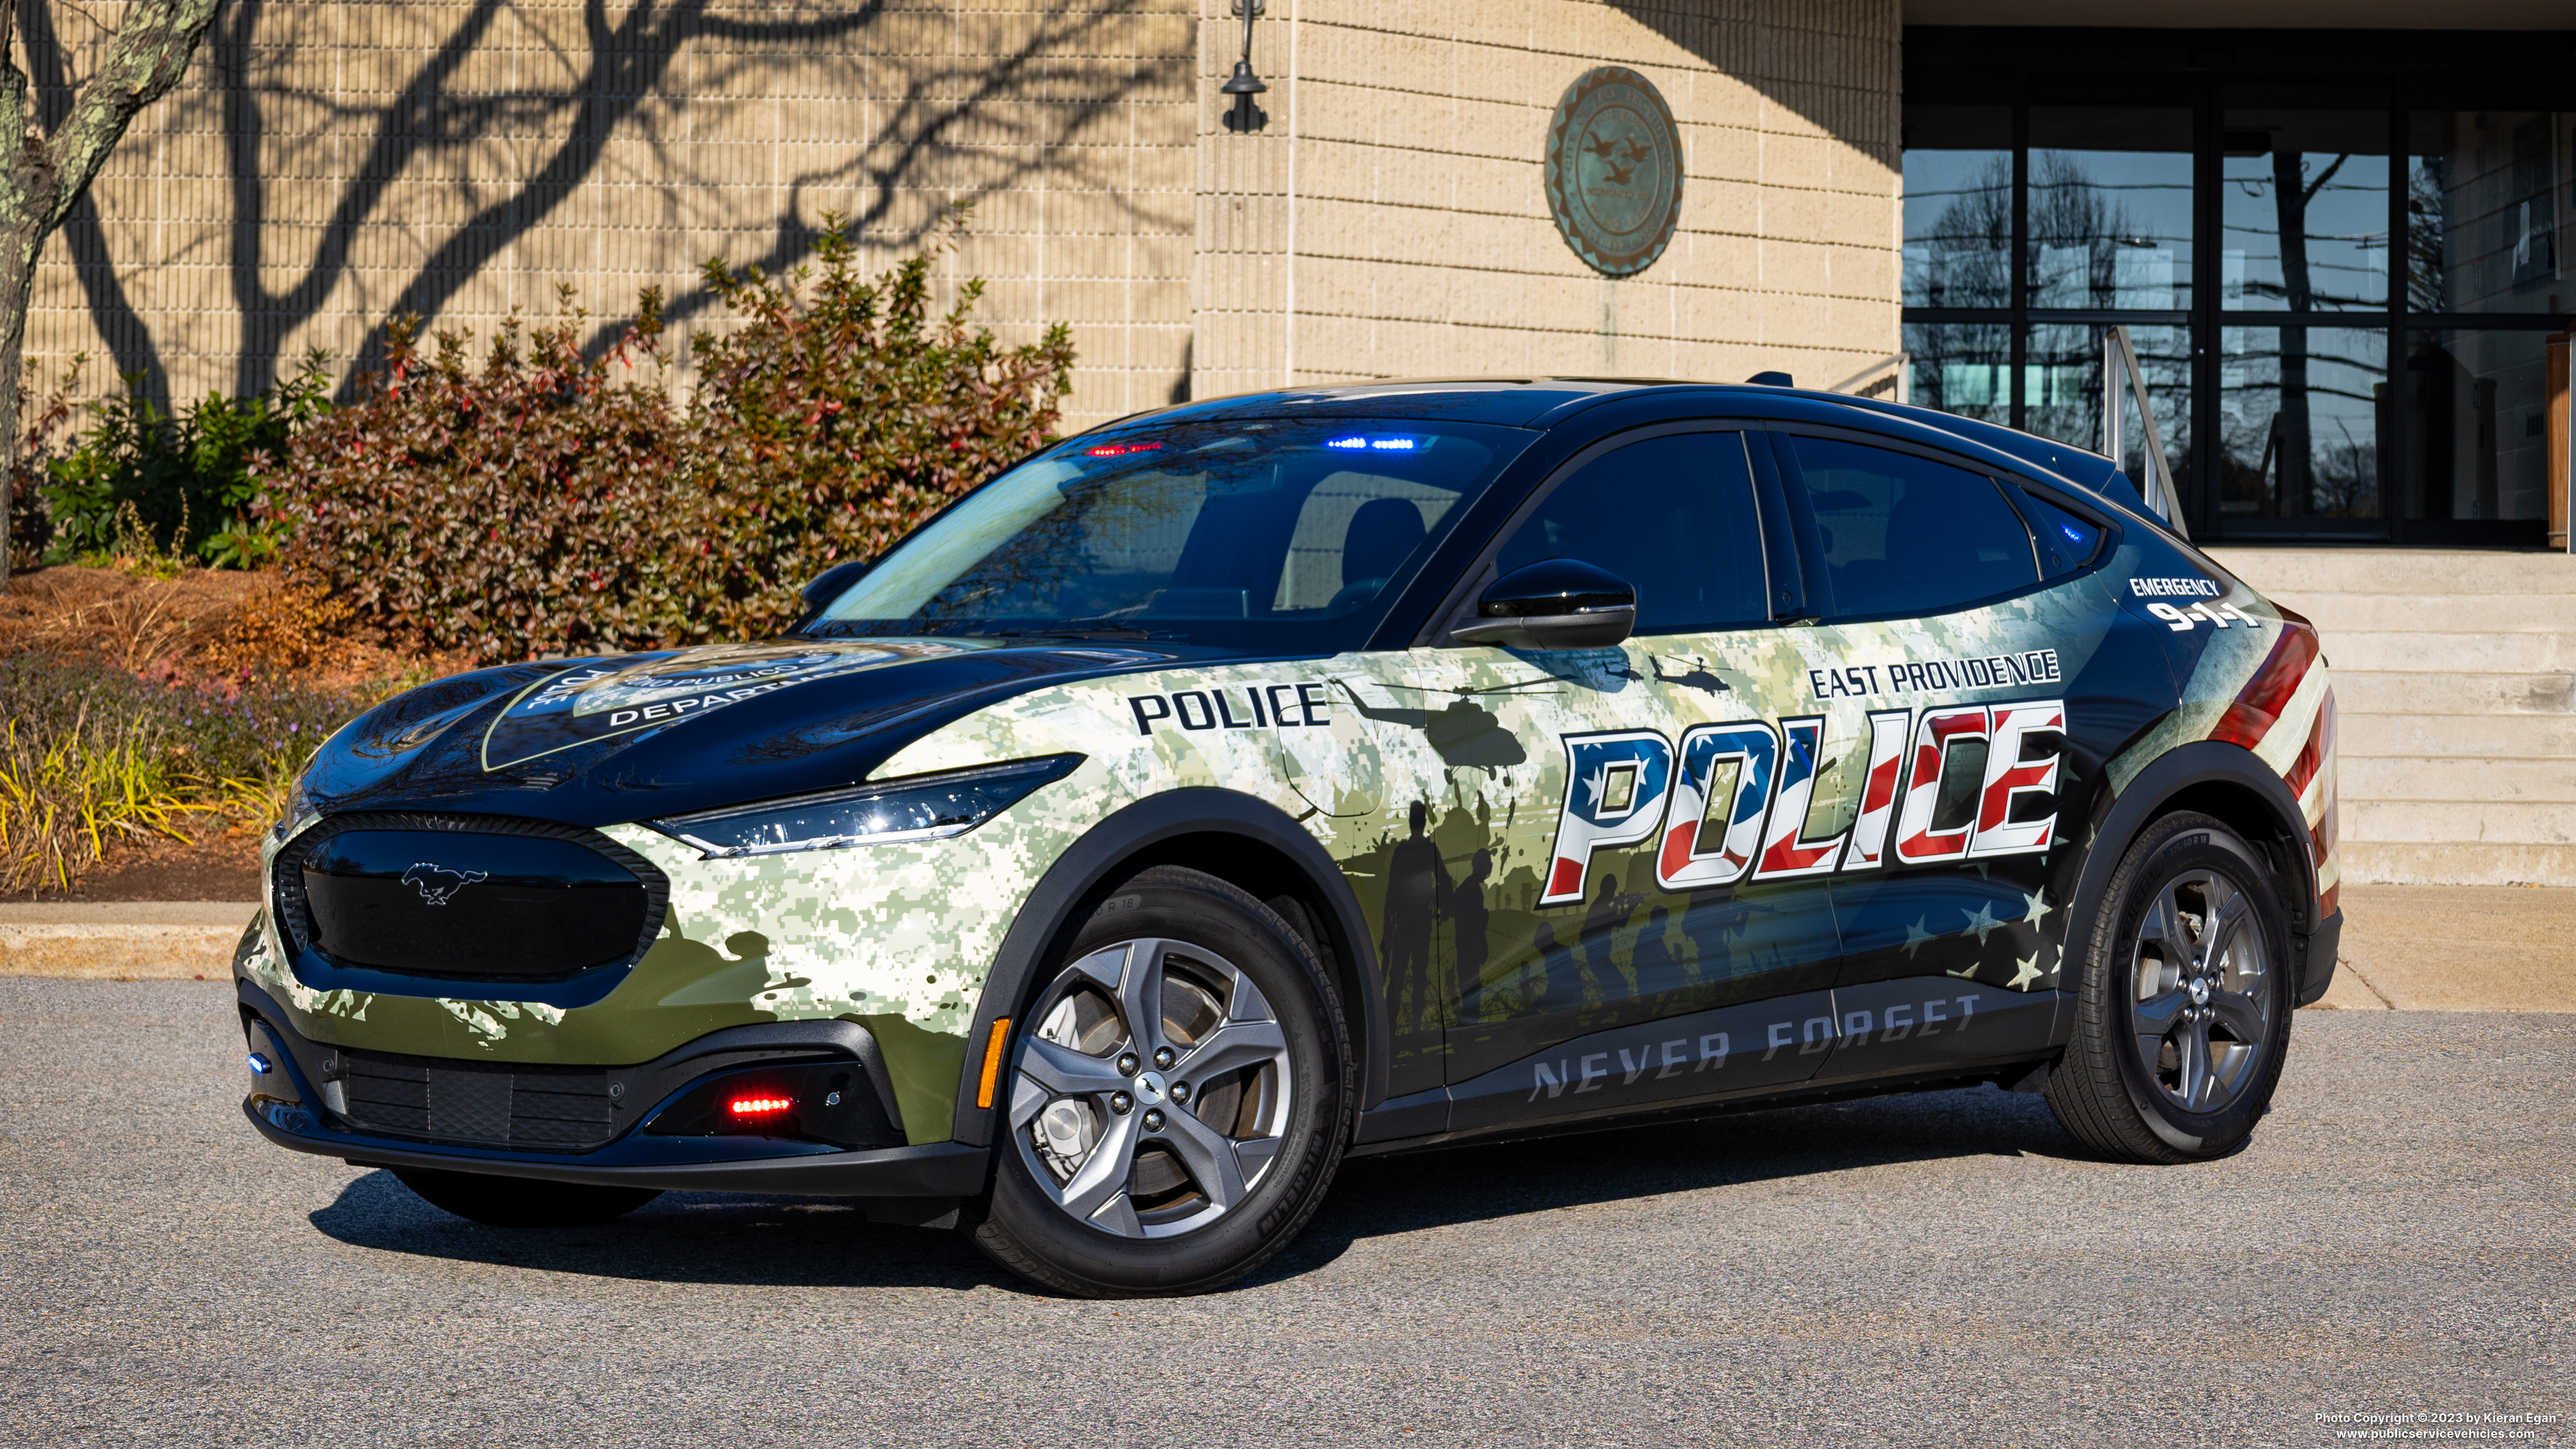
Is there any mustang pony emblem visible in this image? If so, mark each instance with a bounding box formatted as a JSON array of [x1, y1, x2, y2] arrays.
[[401, 863, 488, 906]]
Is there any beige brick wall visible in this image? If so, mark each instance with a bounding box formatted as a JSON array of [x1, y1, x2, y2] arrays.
[[1190, 0, 1902, 400], [25, 0, 1898, 436], [28, 0, 1197, 430]]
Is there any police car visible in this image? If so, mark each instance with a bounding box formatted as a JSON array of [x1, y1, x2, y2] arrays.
[[235, 377, 2342, 1296]]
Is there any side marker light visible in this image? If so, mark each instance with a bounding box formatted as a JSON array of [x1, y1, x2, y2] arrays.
[[728, 1096, 792, 1116], [976, 1017, 1013, 1110]]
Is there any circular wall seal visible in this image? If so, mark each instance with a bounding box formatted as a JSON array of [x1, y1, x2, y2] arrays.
[[1543, 66, 1684, 277]]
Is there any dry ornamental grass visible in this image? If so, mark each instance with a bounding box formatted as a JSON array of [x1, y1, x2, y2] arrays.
[[0, 564, 434, 894]]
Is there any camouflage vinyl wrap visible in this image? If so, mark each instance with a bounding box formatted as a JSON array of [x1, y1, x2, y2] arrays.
[[239, 539, 2334, 1145]]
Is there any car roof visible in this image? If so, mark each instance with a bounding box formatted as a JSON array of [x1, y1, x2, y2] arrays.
[[1098, 377, 2152, 513]]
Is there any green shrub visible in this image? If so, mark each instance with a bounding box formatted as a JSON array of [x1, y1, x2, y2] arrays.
[[6, 364, 77, 572], [39, 357, 330, 570], [257, 295, 690, 662], [256, 215, 1075, 663]]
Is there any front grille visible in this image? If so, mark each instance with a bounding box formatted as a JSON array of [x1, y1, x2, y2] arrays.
[[275, 813, 669, 983], [337, 1047, 618, 1151]]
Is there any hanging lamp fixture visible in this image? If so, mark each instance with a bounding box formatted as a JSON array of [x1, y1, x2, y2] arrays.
[[1221, 0, 1268, 133]]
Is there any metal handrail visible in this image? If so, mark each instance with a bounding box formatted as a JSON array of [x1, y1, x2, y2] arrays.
[[1827, 352, 1910, 404], [2102, 325, 2189, 537]]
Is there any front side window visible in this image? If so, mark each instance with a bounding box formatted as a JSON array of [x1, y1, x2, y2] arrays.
[[809, 419, 1530, 650], [1492, 432, 1770, 635], [1780, 436, 2039, 621]]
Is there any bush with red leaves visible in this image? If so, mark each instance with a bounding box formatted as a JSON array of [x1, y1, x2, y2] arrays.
[[257, 216, 1074, 664]]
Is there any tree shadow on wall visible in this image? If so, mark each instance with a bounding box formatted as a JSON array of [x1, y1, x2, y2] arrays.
[[64, 0, 1179, 403]]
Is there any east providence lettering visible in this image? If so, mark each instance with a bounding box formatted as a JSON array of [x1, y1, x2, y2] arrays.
[[1809, 649, 2062, 700]]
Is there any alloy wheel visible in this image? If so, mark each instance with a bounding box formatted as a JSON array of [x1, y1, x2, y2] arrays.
[[2129, 867, 2274, 1113], [1009, 937, 1294, 1239]]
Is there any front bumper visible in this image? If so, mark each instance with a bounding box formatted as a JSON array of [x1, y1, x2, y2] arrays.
[[236, 980, 989, 1198], [242, 1096, 989, 1196]]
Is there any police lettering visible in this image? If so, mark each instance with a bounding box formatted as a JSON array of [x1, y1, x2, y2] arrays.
[[1545, 700, 2068, 897], [1129, 682, 1329, 736]]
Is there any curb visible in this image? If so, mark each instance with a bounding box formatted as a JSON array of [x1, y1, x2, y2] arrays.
[[0, 904, 254, 980]]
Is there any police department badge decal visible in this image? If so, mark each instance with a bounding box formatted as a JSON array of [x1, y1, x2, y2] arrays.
[[478, 639, 971, 771], [1543, 66, 1683, 277]]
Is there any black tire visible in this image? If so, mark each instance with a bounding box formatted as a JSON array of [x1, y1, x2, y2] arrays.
[[393, 1168, 661, 1228], [969, 865, 1353, 1296], [2045, 811, 2295, 1164]]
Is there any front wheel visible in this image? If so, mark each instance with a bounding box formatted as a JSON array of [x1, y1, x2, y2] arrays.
[[2045, 811, 2294, 1164], [970, 866, 1352, 1296]]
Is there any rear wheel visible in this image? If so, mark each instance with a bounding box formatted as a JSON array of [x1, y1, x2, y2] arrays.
[[2045, 811, 2294, 1163], [393, 1168, 661, 1227], [970, 866, 1351, 1296]]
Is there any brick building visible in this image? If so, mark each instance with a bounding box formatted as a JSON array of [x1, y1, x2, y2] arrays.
[[26, 0, 2576, 884]]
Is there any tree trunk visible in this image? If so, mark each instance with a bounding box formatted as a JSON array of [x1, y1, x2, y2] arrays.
[[0, 220, 43, 577], [0, 0, 227, 586]]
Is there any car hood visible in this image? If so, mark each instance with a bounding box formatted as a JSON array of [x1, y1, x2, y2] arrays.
[[291, 636, 1198, 828]]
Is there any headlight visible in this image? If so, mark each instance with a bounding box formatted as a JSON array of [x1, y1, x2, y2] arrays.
[[646, 754, 1084, 858]]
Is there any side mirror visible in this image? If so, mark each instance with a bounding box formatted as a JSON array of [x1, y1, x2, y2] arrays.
[[793, 558, 873, 629], [1450, 559, 1636, 650]]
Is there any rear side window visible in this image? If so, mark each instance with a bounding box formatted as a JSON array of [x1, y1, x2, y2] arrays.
[[1493, 432, 1770, 635], [1779, 436, 2039, 620], [2013, 487, 2106, 578]]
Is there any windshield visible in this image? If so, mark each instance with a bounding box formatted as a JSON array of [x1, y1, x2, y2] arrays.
[[807, 418, 1530, 649]]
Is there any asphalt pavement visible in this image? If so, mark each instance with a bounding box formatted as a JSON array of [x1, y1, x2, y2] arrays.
[[0, 979, 2566, 1448]]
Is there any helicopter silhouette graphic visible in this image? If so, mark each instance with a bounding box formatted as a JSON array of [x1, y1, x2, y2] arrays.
[[1649, 654, 1731, 697], [1336, 677, 1560, 775]]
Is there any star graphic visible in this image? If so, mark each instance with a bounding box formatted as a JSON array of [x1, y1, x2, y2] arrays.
[[1901, 917, 1935, 958], [1946, 961, 1979, 980], [2007, 951, 2044, 989], [1960, 902, 2003, 945], [2022, 888, 2054, 928]]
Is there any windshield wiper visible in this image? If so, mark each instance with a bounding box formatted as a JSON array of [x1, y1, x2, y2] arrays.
[[987, 619, 1161, 641]]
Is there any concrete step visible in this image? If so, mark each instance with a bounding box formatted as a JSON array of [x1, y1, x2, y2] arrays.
[[2339, 842, 2576, 888], [2341, 756, 2576, 803], [2306, 630, 2576, 674], [2329, 671, 2576, 716], [2210, 546, 2576, 596], [2258, 592, 2576, 634], [2343, 799, 2576, 847], [2337, 711, 2576, 758]]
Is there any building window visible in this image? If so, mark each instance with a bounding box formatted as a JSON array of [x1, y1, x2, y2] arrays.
[[1903, 31, 2574, 546]]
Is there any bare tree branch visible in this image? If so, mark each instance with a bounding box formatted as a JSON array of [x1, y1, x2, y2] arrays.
[[47, 0, 219, 224]]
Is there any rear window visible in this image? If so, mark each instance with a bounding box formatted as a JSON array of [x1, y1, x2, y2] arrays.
[[1779, 435, 2040, 620]]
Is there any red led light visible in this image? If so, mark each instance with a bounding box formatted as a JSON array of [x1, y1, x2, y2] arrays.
[[728, 1096, 792, 1116], [1084, 441, 1161, 457]]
